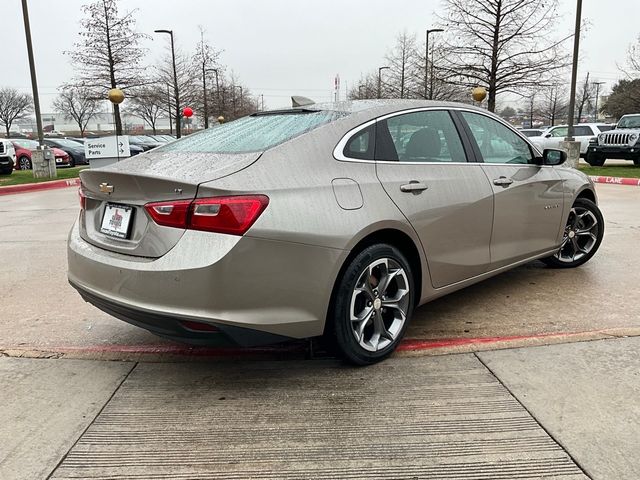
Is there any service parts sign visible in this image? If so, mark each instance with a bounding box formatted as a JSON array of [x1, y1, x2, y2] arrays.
[[84, 136, 131, 159]]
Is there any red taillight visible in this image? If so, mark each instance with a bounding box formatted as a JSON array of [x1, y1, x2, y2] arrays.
[[144, 195, 269, 236], [144, 200, 191, 229], [78, 188, 86, 210]]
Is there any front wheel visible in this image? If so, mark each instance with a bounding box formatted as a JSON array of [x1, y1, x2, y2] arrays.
[[329, 244, 414, 365], [633, 156, 640, 167], [542, 198, 604, 268]]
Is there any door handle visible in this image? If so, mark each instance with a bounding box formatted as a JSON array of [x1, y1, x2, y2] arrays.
[[400, 181, 428, 193], [493, 176, 514, 187]]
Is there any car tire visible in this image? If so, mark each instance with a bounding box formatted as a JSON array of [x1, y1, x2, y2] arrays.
[[585, 153, 605, 167], [329, 244, 415, 365], [18, 156, 32, 170], [541, 198, 604, 269], [633, 156, 640, 167], [0, 167, 13, 176]]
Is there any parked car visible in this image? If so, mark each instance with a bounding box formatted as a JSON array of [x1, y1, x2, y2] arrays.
[[519, 128, 545, 137], [585, 114, 640, 166], [0, 139, 16, 175], [12, 139, 70, 170], [530, 123, 614, 157], [42, 138, 87, 166], [69, 100, 603, 365], [126, 135, 162, 151]]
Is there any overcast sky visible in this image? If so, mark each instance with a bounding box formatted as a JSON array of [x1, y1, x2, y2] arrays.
[[2, 0, 638, 112]]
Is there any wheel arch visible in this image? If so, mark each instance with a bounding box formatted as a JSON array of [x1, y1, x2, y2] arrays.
[[324, 226, 426, 335], [576, 187, 597, 205]]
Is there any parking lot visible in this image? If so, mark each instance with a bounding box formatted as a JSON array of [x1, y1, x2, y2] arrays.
[[1, 183, 639, 359], [1, 182, 640, 479]]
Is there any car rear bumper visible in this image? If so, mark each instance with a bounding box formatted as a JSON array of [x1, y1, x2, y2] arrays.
[[67, 220, 347, 343]]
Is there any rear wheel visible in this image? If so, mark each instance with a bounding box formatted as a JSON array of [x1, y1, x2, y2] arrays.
[[633, 156, 640, 167], [18, 156, 31, 170], [542, 198, 604, 268], [330, 244, 414, 365]]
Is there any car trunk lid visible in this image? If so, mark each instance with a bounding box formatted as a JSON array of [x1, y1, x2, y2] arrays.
[[79, 151, 262, 257]]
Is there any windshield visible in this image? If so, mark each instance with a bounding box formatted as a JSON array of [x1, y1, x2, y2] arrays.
[[618, 115, 640, 129], [159, 110, 346, 153], [13, 139, 39, 148]]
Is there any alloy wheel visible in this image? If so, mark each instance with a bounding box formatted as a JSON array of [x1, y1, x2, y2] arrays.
[[349, 258, 410, 352], [555, 206, 599, 264], [19, 157, 31, 170]]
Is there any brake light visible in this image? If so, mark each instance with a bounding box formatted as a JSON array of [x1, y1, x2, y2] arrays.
[[144, 200, 191, 229], [144, 195, 269, 236]]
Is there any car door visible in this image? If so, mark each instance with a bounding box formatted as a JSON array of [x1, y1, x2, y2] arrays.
[[458, 111, 565, 269], [374, 109, 494, 288], [574, 125, 595, 154]]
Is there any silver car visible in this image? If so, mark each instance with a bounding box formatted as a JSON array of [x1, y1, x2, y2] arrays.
[[68, 100, 604, 364]]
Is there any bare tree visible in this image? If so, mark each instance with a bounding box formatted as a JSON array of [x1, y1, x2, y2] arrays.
[[0, 88, 33, 138], [156, 48, 199, 130], [539, 84, 567, 126], [67, 0, 148, 135], [52, 85, 102, 136], [127, 86, 165, 134], [192, 27, 222, 128], [602, 79, 640, 118], [439, 0, 570, 112], [621, 34, 640, 78], [385, 32, 418, 99], [575, 73, 593, 122]]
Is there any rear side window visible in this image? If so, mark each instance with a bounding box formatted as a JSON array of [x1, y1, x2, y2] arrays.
[[343, 124, 375, 160], [376, 110, 467, 162], [574, 126, 594, 136], [159, 111, 346, 153]]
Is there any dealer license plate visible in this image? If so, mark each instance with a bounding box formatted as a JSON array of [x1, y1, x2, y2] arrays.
[[100, 204, 133, 239]]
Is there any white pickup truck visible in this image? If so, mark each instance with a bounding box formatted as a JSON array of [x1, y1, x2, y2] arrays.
[[0, 139, 16, 175], [529, 123, 615, 157]]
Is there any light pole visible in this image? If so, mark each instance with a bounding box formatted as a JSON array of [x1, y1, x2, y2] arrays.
[[20, 0, 44, 146], [378, 66, 390, 99], [593, 81, 605, 122], [166, 84, 172, 134], [566, 0, 582, 142], [425, 28, 444, 100], [154, 29, 181, 138]]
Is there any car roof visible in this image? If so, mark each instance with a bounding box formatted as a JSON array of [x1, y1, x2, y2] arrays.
[[292, 99, 490, 118]]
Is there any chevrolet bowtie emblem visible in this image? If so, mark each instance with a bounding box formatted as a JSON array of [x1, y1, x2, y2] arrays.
[[99, 182, 114, 194]]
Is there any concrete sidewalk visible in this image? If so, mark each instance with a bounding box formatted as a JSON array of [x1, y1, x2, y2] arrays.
[[2, 336, 638, 479]]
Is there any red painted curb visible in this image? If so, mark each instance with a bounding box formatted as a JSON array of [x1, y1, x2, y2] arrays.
[[5, 329, 614, 358], [589, 175, 640, 186], [0, 177, 80, 196]]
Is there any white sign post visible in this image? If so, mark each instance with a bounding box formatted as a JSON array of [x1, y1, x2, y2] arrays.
[[85, 136, 131, 169]]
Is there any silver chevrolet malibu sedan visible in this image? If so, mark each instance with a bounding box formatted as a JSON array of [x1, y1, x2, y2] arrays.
[[68, 100, 604, 364]]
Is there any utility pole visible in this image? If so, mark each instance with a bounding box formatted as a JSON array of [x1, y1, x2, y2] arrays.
[[20, 0, 44, 146], [205, 68, 220, 118], [378, 66, 389, 99], [425, 29, 444, 100], [593, 81, 605, 122], [155, 29, 181, 138]]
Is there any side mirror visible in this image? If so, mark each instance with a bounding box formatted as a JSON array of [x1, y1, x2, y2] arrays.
[[544, 133, 552, 138], [542, 148, 566, 166]]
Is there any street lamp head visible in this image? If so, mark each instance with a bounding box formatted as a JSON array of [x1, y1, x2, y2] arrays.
[[427, 28, 445, 34], [154, 29, 172, 35]]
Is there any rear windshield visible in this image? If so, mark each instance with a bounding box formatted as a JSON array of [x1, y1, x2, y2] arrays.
[[159, 110, 346, 153]]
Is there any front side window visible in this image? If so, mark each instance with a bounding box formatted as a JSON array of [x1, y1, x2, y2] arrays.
[[462, 112, 534, 165], [376, 110, 467, 163], [159, 110, 346, 154]]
